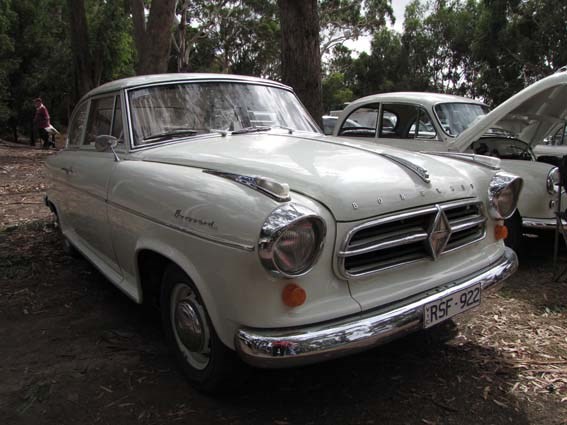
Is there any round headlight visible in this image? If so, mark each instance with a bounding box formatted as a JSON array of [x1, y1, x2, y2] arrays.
[[259, 204, 326, 278], [546, 167, 560, 195], [488, 172, 523, 219]]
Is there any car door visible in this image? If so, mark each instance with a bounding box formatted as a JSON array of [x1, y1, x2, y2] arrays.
[[69, 94, 125, 278], [48, 100, 90, 234]]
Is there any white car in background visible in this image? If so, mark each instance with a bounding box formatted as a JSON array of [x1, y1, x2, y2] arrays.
[[45, 73, 520, 392], [333, 71, 567, 251]]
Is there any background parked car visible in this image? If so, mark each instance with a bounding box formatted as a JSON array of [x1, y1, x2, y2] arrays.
[[333, 72, 567, 252], [533, 124, 567, 165], [46, 74, 520, 392]]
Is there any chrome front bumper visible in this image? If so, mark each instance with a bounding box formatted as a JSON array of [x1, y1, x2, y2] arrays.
[[235, 248, 518, 368], [523, 217, 567, 230]]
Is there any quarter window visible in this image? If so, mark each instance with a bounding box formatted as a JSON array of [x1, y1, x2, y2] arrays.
[[112, 96, 124, 142], [67, 102, 88, 147], [338, 103, 380, 137]]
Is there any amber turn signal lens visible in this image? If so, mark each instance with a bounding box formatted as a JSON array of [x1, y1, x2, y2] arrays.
[[282, 283, 307, 307], [495, 224, 508, 240]]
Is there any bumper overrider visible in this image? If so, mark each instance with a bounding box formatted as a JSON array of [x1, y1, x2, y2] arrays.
[[235, 247, 518, 368]]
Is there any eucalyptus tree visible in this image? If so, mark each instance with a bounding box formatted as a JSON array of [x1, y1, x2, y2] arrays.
[[278, 0, 323, 124], [171, 0, 280, 77]]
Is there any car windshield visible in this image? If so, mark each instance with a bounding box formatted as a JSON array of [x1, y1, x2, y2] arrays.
[[434, 103, 490, 137], [128, 82, 320, 145]]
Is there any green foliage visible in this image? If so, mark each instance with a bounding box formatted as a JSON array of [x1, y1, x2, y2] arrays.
[[322, 72, 353, 112], [319, 0, 394, 56], [0, 0, 18, 124], [172, 0, 280, 78], [86, 0, 135, 83]]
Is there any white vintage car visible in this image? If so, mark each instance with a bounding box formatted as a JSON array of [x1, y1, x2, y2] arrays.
[[46, 74, 520, 392], [333, 71, 567, 251]]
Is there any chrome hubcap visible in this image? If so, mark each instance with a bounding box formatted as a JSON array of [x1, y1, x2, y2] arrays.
[[174, 299, 204, 352], [170, 283, 211, 370]]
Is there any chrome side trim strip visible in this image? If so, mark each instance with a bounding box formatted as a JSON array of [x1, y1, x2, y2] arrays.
[[522, 217, 567, 230], [235, 248, 517, 368], [106, 200, 255, 252]]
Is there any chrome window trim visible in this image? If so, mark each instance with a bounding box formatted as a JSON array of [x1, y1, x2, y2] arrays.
[[337, 198, 487, 280]]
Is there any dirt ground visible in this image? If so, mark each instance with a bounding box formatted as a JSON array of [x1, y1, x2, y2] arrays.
[[1, 140, 567, 425]]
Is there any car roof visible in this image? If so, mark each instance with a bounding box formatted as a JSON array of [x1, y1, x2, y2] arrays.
[[83, 73, 292, 100], [348, 91, 487, 109]]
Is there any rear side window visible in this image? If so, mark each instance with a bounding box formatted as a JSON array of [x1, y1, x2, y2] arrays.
[[67, 102, 88, 147], [338, 103, 380, 138]]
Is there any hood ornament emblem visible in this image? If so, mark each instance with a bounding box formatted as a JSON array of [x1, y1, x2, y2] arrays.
[[427, 206, 452, 260], [380, 153, 431, 183]]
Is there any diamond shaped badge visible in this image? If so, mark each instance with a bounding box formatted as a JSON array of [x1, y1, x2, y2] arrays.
[[427, 207, 452, 260]]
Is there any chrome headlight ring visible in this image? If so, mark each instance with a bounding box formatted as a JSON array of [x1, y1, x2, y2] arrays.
[[258, 204, 327, 278], [546, 167, 560, 195], [488, 171, 523, 220]]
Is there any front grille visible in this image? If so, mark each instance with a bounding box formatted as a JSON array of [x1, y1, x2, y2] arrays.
[[338, 199, 486, 279]]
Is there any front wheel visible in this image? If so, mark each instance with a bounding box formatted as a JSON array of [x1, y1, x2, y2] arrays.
[[160, 264, 236, 393]]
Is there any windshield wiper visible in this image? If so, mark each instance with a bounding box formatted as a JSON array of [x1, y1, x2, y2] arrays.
[[231, 126, 271, 135], [143, 129, 198, 142]]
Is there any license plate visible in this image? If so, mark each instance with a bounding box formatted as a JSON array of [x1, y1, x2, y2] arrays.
[[423, 284, 481, 328]]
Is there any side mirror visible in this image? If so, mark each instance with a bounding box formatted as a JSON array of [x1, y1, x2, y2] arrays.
[[95, 135, 118, 152]]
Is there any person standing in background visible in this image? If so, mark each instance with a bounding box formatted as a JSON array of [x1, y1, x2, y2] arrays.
[[33, 97, 55, 149]]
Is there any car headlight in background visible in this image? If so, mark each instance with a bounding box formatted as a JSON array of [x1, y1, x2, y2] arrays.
[[259, 204, 326, 278], [488, 172, 523, 220], [546, 167, 560, 195]]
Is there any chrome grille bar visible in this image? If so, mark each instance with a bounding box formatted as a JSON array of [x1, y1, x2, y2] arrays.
[[338, 199, 486, 279]]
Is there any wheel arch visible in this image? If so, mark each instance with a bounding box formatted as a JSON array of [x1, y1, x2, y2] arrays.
[[134, 241, 229, 347]]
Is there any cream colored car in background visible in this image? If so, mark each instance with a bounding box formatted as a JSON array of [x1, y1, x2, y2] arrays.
[[333, 71, 567, 251], [46, 74, 520, 392]]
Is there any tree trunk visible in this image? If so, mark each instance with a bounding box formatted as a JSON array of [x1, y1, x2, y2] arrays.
[[130, 0, 178, 75], [67, 0, 96, 100], [277, 0, 323, 127]]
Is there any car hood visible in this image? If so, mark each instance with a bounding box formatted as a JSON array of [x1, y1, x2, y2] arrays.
[[135, 132, 481, 221], [450, 71, 567, 152]]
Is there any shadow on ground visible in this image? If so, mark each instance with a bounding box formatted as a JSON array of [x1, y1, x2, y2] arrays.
[[1, 219, 563, 425]]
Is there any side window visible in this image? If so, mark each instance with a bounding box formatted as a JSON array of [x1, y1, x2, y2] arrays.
[[380, 110, 398, 137], [379, 104, 436, 140], [83, 96, 115, 147], [67, 102, 88, 147], [552, 125, 566, 146], [338, 103, 379, 137], [409, 108, 437, 139]]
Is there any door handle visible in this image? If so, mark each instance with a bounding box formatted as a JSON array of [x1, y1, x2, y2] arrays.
[[61, 166, 74, 175]]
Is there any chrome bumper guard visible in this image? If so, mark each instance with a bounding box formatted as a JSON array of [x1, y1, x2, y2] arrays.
[[522, 217, 567, 230], [235, 248, 518, 368]]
